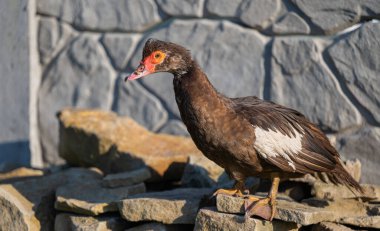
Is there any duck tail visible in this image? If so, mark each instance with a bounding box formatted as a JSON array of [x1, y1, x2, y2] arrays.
[[326, 164, 364, 194]]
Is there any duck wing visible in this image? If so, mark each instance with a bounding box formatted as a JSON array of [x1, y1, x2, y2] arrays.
[[231, 96, 339, 174]]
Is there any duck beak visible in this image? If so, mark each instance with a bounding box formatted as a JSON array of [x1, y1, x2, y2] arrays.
[[125, 60, 155, 82]]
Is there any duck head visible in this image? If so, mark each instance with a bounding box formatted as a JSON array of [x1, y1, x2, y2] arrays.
[[125, 38, 192, 81]]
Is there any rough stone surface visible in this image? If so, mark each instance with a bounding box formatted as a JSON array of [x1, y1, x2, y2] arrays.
[[38, 18, 75, 65], [194, 207, 299, 231], [360, 0, 380, 17], [271, 12, 310, 35], [0, 168, 102, 231], [126, 222, 193, 231], [156, 0, 204, 17], [216, 194, 368, 225], [336, 126, 380, 184], [133, 19, 265, 117], [312, 182, 380, 201], [58, 109, 202, 181], [205, 0, 243, 17], [119, 188, 212, 224], [239, 0, 281, 29], [181, 155, 225, 188], [55, 181, 145, 215], [291, 0, 361, 34], [112, 78, 168, 132], [0, 167, 44, 182], [102, 167, 151, 188], [327, 22, 380, 124], [158, 120, 189, 136], [39, 35, 115, 165], [55, 213, 130, 231], [270, 38, 361, 131], [311, 222, 354, 231], [101, 33, 140, 71], [37, 0, 163, 32], [339, 216, 380, 229]]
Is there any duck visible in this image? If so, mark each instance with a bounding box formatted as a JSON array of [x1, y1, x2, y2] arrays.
[[125, 38, 363, 221]]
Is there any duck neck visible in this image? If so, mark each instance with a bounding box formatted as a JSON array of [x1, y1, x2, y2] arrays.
[[173, 61, 219, 104], [173, 60, 228, 121]]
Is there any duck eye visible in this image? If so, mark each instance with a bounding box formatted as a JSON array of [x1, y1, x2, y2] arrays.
[[151, 51, 166, 64]]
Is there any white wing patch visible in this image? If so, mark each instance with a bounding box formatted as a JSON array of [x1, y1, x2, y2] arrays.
[[254, 126, 303, 171]]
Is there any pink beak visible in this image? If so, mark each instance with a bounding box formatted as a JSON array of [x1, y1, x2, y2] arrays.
[[125, 64, 147, 81]]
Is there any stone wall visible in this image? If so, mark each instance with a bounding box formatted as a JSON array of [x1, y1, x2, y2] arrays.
[[3, 0, 380, 182]]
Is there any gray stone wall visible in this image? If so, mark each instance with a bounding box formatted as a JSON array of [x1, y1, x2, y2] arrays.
[[2, 0, 380, 182]]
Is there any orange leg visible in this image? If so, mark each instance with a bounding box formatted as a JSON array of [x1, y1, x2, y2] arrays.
[[244, 176, 280, 221]]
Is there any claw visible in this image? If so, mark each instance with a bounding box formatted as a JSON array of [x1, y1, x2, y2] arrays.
[[211, 188, 244, 198], [244, 197, 276, 221]]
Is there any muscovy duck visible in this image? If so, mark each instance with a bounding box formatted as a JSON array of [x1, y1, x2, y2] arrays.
[[125, 39, 362, 221]]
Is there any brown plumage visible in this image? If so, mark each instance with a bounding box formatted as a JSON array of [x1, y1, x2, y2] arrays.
[[126, 39, 363, 220]]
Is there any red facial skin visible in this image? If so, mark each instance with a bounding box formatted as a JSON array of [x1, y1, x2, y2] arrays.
[[125, 51, 165, 81]]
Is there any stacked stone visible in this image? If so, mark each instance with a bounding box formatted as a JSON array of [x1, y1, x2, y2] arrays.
[[34, 0, 380, 186], [2, 111, 380, 230]]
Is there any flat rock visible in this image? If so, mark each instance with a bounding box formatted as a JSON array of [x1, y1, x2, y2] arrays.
[[194, 207, 299, 231], [311, 222, 354, 231], [0, 168, 102, 231], [156, 0, 204, 17], [239, 0, 281, 30], [37, 0, 163, 32], [271, 12, 310, 35], [327, 22, 380, 124], [112, 78, 168, 132], [119, 188, 212, 224], [336, 126, 380, 184], [55, 213, 130, 231], [339, 216, 380, 229], [181, 155, 225, 188], [291, 0, 361, 34], [158, 120, 189, 136], [126, 222, 194, 231], [270, 38, 361, 131], [102, 168, 151, 188], [55, 181, 145, 215], [216, 194, 368, 225], [205, 0, 243, 17], [39, 35, 115, 165], [58, 109, 202, 181], [312, 182, 380, 201], [132, 19, 265, 118], [0, 167, 44, 182], [101, 33, 140, 71]]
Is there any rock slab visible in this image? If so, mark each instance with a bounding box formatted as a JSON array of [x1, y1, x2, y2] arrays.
[[55, 213, 130, 231], [58, 109, 202, 181], [119, 188, 212, 224], [102, 167, 151, 188], [0, 168, 102, 231], [216, 194, 367, 226], [194, 207, 299, 231], [55, 182, 146, 215]]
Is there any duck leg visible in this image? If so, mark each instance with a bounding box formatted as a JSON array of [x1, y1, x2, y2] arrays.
[[212, 181, 246, 197], [244, 176, 280, 221]]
